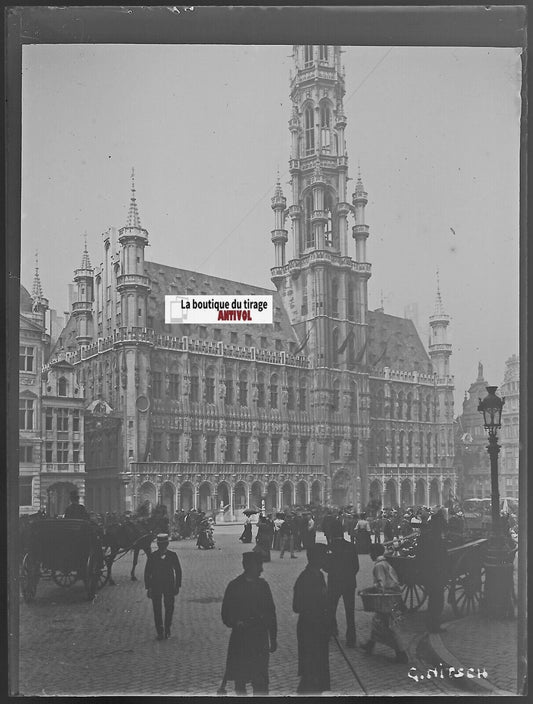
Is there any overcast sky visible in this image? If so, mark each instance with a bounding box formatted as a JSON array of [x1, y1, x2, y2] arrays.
[[21, 43, 521, 410]]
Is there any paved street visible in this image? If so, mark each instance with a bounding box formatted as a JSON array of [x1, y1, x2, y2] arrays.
[[18, 526, 497, 697]]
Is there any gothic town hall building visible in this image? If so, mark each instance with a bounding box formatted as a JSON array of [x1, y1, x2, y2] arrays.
[[48, 45, 456, 519]]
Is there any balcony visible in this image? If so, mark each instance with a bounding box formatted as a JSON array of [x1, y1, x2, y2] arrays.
[[42, 463, 86, 473], [71, 301, 93, 313], [116, 273, 151, 291], [129, 461, 325, 480]]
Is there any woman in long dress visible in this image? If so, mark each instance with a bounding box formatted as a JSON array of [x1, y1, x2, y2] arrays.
[[360, 543, 407, 662], [239, 516, 253, 543], [354, 512, 372, 554], [254, 516, 274, 562]]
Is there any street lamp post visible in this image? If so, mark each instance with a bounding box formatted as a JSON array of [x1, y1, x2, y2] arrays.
[[477, 386, 514, 619]]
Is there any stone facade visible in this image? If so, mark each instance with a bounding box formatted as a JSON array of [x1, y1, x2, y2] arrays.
[[48, 45, 456, 517], [499, 354, 519, 499]]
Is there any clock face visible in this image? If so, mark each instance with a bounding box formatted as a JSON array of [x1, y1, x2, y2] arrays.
[[136, 395, 150, 412]]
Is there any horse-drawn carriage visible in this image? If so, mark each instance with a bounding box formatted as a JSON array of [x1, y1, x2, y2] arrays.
[[20, 519, 106, 602], [385, 536, 492, 617]]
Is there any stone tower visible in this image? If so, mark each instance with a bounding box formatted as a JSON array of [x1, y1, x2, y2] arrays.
[[72, 236, 94, 345], [271, 45, 372, 507], [271, 44, 372, 370], [428, 272, 455, 470], [117, 168, 151, 330]]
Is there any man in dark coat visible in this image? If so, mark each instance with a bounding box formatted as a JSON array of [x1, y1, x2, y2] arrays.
[[64, 490, 90, 520], [279, 515, 297, 558], [324, 519, 360, 647], [221, 552, 277, 695], [321, 511, 337, 546], [293, 544, 331, 693], [144, 533, 182, 640], [416, 511, 448, 633]]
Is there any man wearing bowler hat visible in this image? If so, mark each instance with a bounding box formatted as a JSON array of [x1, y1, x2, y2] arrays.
[[144, 533, 182, 640], [64, 490, 90, 520], [221, 552, 277, 695]]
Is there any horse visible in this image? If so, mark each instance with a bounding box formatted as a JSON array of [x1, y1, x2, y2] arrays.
[[102, 511, 169, 585]]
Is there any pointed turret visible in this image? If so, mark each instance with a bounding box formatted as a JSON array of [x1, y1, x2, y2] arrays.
[[352, 166, 369, 264], [30, 251, 49, 327], [429, 269, 452, 380], [73, 235, 95, 345], [117, 168, 151, 329], [32, 251, 44, 301], [126, 167, 142, 229], [271, 173, 288, 271]]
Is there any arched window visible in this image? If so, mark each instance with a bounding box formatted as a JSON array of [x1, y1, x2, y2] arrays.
[[397, 391, 404, 419], [257, 372, 265, 408], [324, 191, 334, 246], [406, 392, 413, 420], [304, 106, 315, 155], [427, 433, 432, 463], [398, 431, 405, 463], [304, 45, 313, 66], [298, 379, 307, 411], [425, 395, 431, 421], [287, 375, 295, 410], [332, 328, 339, 366], [304, 193, 314, 248], [190, 367, 200, 402], [205, 366, 215, 404], [419, 432, 424, 463], [391, 430, 396, 463], [238, 370, 248, 407], [58, 377, 68, 397], [390, 390, 396, 419], [332, 379, 340, 411], [377, 388, 384, 417], [331, 279, 339, 316], [270, 373, 279, 409], [351, 381, 359, 419], [378, 429, 386, 462], [319, 45, 328, 62], [407, 431, 414, 462], [320, 103, 331, 152], [347, 279, 354, 320]]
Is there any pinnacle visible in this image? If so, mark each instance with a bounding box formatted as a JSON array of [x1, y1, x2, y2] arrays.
[[32, 250, 44, 301], [434, 268, 445, 316], [126, 166, 142, 228], [80, 236, 92, 270]]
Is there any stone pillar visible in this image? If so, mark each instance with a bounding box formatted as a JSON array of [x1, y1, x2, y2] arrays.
[[193, 485, 198, 510], [229, 485, 235, 521], [425, 477, 430, 507]]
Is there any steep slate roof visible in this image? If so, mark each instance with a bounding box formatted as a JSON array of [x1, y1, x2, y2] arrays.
[[367, 309, 432, 374], [20, 284, 33, 313], [145, 261, 299, 351]]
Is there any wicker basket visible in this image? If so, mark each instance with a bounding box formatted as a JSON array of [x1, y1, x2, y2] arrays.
[[358, 589, 403, 614]]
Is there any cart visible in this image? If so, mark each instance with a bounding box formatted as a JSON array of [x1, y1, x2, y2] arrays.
[[20, 519, 106, 603], [386, 538, 490, 617]]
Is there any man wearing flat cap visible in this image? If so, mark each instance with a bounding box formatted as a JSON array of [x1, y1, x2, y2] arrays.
[[144, 533, 182, 640], [221, 552, 277, 695]]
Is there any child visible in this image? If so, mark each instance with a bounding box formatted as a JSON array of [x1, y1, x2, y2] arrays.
[[360, 543, 408, 663]]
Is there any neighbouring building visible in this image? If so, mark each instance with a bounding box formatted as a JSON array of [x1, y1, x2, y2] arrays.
[[499, 354, 519, 500], [40, 360, 87, 516], [47, 44, 456, 518], [19, 261, 50, 514]]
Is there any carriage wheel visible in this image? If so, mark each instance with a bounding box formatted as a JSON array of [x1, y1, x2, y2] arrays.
[[84, 551, 99, 600], [401, 580, 428, 611], [96, 547, 110, 589], [52, 570, 78, 588], [21, 554, 40, 603], [450, 554, 485, 617]]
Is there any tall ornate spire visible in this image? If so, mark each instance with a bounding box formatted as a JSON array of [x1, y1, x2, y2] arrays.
[[32, 250, 43, 301], [477, 361, 484, 382], [80, 232, 92, 269], [126, 167, 142, 228], [434, 268, 445, 316]]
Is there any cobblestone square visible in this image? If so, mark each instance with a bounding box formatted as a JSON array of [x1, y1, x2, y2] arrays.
[[18, 527, 518, 696]]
